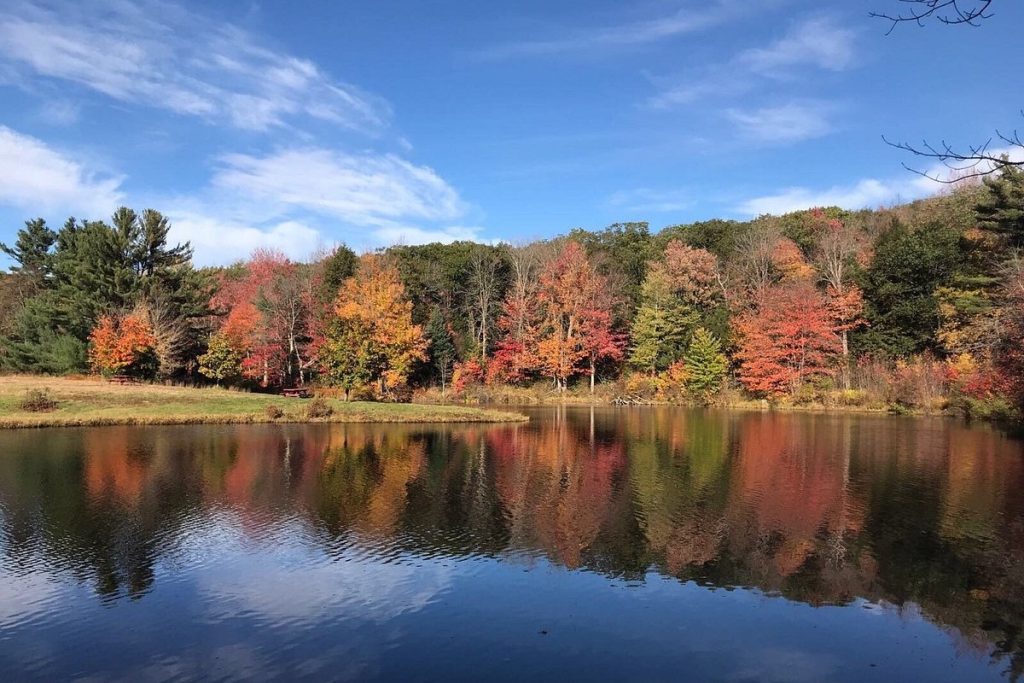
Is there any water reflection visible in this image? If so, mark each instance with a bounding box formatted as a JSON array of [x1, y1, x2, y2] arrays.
[[0, 408, 1022, 680]]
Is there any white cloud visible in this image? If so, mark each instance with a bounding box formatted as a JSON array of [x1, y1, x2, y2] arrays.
[[166, 211, 327, 265], [735, 146, 1024, 216], [726, 103, 833, 143], [738, 17, 856, 74], [0, 125, 124, 215], [212, 148, 466, 228], [607, 187, 693, 214], [737, 179, 903, 216], [481, 0, 747, 59], [155, 146, 484, 262], [0, 0, 388, 132]]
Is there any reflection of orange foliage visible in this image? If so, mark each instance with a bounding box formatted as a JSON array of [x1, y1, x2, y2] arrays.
[[729, 415, 864, 577], [84, 428, 147, 503], [362, 438, 426, 534], [489, 414, 625, 569]]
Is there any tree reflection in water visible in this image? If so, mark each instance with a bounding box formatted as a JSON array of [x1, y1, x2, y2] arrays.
[[0, 408, 1022, 677]]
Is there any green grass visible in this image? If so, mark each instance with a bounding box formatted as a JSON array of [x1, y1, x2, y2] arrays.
[[0, 376, 527, 429]]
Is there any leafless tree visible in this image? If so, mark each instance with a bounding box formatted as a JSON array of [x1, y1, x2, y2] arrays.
[[873, 1, 1021, 180], [733, 218, 782, 304], [466, 245, 504, 362]]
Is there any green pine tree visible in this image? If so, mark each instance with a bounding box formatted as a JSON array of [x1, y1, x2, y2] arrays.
[[629, 267, 697, 374], [977, 161, 1024, 248], [684, 327, 728, 401], [426, 308, 457, 395]]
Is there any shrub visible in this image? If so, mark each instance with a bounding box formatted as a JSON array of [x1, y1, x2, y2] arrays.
[[19, 388, 58, 412], [265, 404, 284, 420], [305, 397, 333, 419]]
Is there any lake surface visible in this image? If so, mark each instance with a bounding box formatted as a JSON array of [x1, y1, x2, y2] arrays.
[[1, 407, 1022, 682]]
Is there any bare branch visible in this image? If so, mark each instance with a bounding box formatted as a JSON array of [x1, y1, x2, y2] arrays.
[[870, 1, 994, 34]]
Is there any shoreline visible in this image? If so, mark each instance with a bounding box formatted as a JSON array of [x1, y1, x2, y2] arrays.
[[0, 376, 528, 430]]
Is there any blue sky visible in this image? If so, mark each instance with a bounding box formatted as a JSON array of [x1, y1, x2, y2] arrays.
[[0, 0, 1021, 264]]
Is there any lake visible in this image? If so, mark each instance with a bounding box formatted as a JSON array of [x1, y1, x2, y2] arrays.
[[0, 407, 1022, 682]]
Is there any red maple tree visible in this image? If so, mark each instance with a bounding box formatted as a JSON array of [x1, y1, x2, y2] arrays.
[[733, 281, 841, 396]]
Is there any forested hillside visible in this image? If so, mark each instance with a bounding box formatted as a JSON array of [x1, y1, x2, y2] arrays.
[[2, 168, 1022, 420]]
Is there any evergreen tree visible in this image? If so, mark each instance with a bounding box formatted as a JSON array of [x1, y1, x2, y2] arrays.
[[629, 266, 697, 374], [977, 162, 1024, 248], [854, 221, 962, 357], [684, 327, 728, 400], [427, 308, 457, 395], [0, 218, 56, 290]]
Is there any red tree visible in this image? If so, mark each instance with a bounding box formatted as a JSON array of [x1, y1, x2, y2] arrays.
[[534, 242, 619, 392], [733, 281, 841, 396]]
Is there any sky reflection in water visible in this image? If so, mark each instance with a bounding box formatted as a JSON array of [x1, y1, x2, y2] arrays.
[[0, 407, 1022, 681]]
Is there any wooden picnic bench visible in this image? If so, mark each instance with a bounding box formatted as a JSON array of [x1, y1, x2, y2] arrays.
[[108, 374, 138, 385], [281, 387, 313, 398]]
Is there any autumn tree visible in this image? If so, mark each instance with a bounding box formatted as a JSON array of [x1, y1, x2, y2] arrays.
[[198, 331, 244, 385], [629, 241, 722, 375], [88, 310, 158, 377], [733, 282, 841, 397], [489, 243, 546, 384], [319, 319, 381, 400], [534, 241, 616, 392], [810, 210, 867, 388], [331, 254, 427, 399]]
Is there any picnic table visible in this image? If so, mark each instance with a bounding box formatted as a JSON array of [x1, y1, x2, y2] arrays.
[[281, 387, 313, 398], [109, 374, 138, 385]]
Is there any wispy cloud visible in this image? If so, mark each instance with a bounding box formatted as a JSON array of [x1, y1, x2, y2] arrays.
[[737, 16, 856, 74], [0, 0, 389, 132], [647, 16, 856, 109], [480, 1, 746, 59], [212, 148, 466, 228], [726, 102, 834, 143], [0, 125, 124, 216]]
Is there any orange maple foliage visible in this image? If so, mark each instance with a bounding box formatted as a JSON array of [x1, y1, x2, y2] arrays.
[[534, 242, 617, 391], [334, 254, 427, 395], [733, 281, 841, 396], [88, 311, 157, 376]]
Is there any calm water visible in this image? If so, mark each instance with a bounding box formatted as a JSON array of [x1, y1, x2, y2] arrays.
[[1, 408, 1023, 682]]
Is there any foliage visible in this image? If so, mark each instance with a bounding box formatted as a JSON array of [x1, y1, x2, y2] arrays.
[[684, 328, 728, 400], [88, 311, 158, 377], [426, 307, 457, 394], [977, 163, 1024, 248], [734, 282, 840, 397], [854, 221, 962, 357], [265, 404, 284, 420], [198, 332, 244, 385], [331, 254, 427, 399]]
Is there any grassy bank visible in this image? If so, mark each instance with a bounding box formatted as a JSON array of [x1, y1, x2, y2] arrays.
[[0, 376, 527, 429]]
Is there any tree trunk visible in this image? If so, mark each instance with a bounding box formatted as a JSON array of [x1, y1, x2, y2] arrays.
[[590, 358, 596, 394], [841, 329, 850, 390]]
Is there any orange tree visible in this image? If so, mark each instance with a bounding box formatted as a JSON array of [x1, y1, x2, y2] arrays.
[[329, 254, 427, 399], [733, 281, 841, 397], [88, 311, 158, 377]]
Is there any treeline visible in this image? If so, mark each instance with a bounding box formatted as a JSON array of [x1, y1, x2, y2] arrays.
[[2, 167, 1023, 418]]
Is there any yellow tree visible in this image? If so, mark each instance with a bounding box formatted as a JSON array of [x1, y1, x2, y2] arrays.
[[333, 254, 427, 399]]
